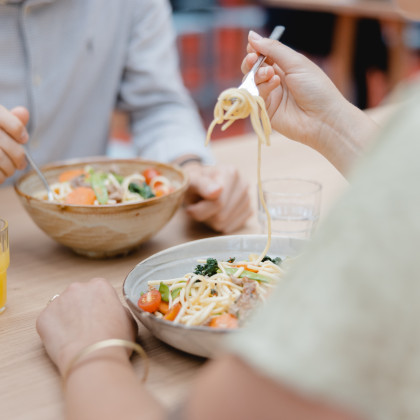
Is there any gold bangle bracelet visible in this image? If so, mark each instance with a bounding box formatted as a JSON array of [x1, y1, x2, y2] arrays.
[[62, 338, 149, 385]]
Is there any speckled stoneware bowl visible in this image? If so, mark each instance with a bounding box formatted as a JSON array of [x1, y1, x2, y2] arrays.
[[123, 234, 305, 358], [14, 157, 188, 258]]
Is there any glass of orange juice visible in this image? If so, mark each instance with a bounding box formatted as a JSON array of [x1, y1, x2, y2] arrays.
[[0, 219, 9, 314]]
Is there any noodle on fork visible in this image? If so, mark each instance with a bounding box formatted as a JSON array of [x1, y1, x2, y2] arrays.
[[205, 88, 271, 147], [206, 87, 273, 263]]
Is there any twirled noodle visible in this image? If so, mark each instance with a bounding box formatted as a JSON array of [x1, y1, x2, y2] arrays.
[[206, 88, 271, 147], [206, 87, 272, 263], [121, 173, 146, 202]]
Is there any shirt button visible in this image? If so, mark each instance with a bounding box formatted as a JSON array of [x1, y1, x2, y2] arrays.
[[33, 74, 42, 86]]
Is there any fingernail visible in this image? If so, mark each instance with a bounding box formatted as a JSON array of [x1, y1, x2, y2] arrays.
[[206, 183, 221, 195], [20, 131, 28, 143], [249, 30, 262, 41]]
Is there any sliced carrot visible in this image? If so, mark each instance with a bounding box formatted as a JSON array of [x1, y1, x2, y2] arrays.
[[158, 301, 169, 315], [209, 313, 238, 329], [154, 187, 166, 197], [234, 264, 258, 273], [142, 168, 160, 185], [64, 187, 97, 205], [163, 302, 181, 321], [59, 169, 86, 183]]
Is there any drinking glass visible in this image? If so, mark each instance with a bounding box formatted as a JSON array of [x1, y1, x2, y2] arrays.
[[0, 219, 9, 313], [258, 178, 322, 239]]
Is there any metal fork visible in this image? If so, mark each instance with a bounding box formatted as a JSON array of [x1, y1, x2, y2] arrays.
[[24, 147, 55, 201], [239, 25, 285, 96]]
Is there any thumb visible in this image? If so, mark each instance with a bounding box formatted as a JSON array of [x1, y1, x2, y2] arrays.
[[11, 106, 30, 126]]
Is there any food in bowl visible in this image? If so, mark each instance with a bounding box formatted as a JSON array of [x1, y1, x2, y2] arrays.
[[124, 235, 304, 358], [138, 254, 286, 328], [14, 158, 188, 258], [35, 165, 175, 205]]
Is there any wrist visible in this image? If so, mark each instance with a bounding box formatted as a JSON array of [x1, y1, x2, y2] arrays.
[[63, 348, 135, 392], [58, 343, 130, 377], [315, 100, 379, 174]]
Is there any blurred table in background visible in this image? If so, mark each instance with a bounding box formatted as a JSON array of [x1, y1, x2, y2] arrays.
[[260, 0, 408, 104], [0, 132, 347, 419], [261, 0, 400, 18]]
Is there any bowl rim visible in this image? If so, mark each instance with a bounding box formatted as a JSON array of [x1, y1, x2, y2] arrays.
[[14, 156, 189, 209], [123, 234, 302, 332]]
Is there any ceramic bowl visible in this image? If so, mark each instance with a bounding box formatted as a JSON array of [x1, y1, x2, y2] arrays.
[[14, 157, 188, 258], [123, 234, 305, 358]]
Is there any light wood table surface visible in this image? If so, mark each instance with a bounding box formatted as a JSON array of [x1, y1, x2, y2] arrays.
[[261, 0, 407, 103], [0, 133, 347, 419]]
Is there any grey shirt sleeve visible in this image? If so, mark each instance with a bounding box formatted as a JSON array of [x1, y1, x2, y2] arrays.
[[117, 0, 213, 164]]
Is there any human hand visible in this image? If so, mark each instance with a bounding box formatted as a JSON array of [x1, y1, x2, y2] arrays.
[[242, 31, 378, 174], [242, 31, 351, 150], [0, 106, 29, 184], [183, 163, 252, 233], [36, 278, 137, 376]]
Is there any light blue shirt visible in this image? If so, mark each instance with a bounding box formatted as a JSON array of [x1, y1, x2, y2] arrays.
[[0, 0, 212, 185]]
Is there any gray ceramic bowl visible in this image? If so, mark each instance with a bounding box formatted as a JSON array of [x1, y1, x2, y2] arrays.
[[123, 234, 305, 358], [14, 157, 188, 258]]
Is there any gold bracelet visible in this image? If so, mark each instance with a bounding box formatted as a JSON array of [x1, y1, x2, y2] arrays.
[[62, 338, 149, 385]]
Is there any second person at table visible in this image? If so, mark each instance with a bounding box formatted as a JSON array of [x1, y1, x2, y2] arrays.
[[0, 0, 251, 233]]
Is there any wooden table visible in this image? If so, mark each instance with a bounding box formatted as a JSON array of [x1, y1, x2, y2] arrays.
[[0, 133, 346, 419], [261, 0, 407, 103]]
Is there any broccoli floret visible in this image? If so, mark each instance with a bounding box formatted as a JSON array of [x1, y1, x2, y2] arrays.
[[261, 255, 282, 265], [194, 258, 219, 277], [128, 182, 155, 199]]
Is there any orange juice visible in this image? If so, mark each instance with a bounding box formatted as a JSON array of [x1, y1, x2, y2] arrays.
[[0, 248, 9, 313], [0, 218, 9, 313]]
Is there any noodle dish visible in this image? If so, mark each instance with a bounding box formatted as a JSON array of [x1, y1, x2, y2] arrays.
[[14, 158, 187, 258], [124, 235, 303, 357], [137, 254, 286, 328]]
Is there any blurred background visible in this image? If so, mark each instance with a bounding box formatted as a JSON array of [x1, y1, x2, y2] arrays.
[[110, 0, 420, 154]]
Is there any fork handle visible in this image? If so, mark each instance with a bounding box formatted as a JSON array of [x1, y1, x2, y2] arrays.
[[249, 25, 285, 74]]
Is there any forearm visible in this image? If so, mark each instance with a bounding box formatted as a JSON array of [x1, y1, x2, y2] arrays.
[[315, 101, 379, 175], [63, 348, 164, 420]]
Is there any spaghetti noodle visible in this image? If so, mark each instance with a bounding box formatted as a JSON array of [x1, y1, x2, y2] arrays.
[[142, 256, 286, 327], [137, 86, 284, 329], [206, 87, 272, 263]]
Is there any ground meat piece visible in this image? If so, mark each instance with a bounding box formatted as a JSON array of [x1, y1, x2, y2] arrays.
[[229, 276, 243, 286], [229, 277, 259, 324], [107, 182, 124, 202], [70, 175, 90, 188]]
